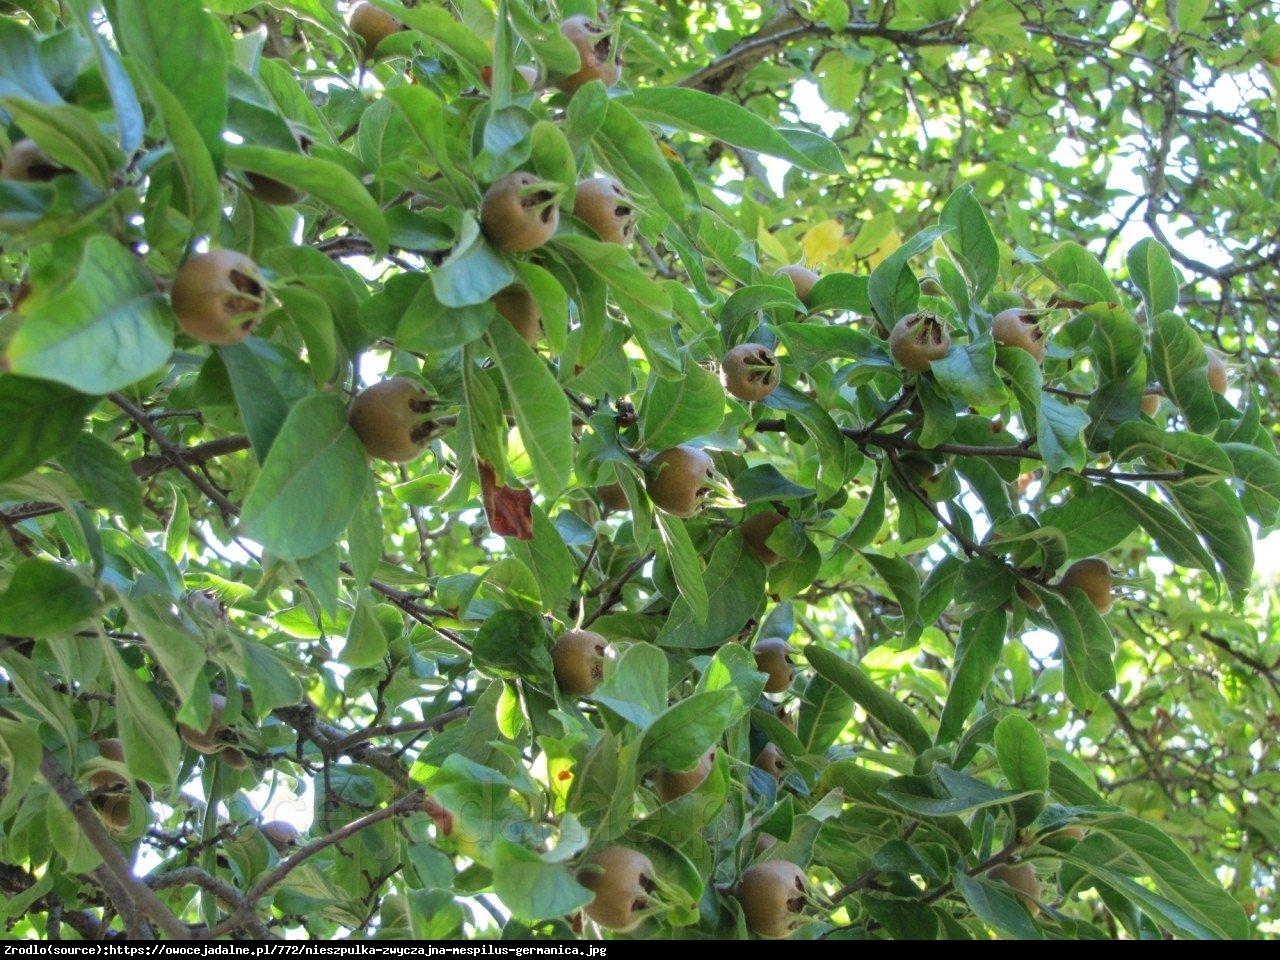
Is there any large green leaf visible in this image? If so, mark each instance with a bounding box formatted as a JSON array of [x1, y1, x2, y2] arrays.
[[939, 183, 999, 302], [638, 689, 737, 770], [807, 645, 932, 754], [0, 376, 97, 483], [936, 607, 1006, 745], [656, 530, 763, 648], [0, 559, 97, 638], [1150, 311, 1218, 434], [640, 357, 725, 450]]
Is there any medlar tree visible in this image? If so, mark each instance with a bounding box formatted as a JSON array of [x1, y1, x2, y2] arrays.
[[0, 0, 1276, 942]]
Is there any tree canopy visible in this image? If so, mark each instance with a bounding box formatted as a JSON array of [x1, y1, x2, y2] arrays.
[[0, 0, 1277, 942]]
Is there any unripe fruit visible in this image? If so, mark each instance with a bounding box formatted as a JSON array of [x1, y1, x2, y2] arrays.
[[752, 639, 794, 694], [754, 743, 787, 780], [577, 846, 655, 932], [890, 312, 952, 373], [349, 378, 436, 463], [573, 176, 635, 245], [551, 629, 608, 697], [557, 17, 622, 94], [991, 308, 1048, 362], [480, 172, 560, 252], [1207, 350, 1228, 393], [171, 250, 266, 346], [180, 693, 227, 754], [1057, 557, 1113, 614], [349, 2, 405, 57], [646, 446, 714, 518], [0, 139, 62, 181], [492, 286, 541, 345], [262, 820, 300, 853], [741, 511, 785, 566], [1141, 391, 1160, 416], [736, 860, 808, 939], [774, 264, 819, 303], [598, 483, 629, 513], [988, 862, 1039, 916], [652, 747, 715, 803], [721, 343, 780, 402]]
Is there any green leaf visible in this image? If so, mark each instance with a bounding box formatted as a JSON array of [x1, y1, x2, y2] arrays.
[[639, 689, 737, 770], [880, 766, 1040, 817], [0, 718, 40, 821], [868, 225, 950, 324], [930, 339, 1009, 408], [593, 642, 669, 728], [101, 637, 180, 786], [473, 609, 553, 683], [1164, 480, 1253, 607], [762, 384, 858, 500], [370, 0, 492, 69], [797, 673, 853, 754], [657, 530, 764, 648], [1037, 242, 1117, 304], [1110, 420, 1233, 481], [486, 317, 572, 499], [217, 342, 292, 461], [626, 87, 846, 174], [865, 552, 920, 629], [936, 607, 1006, 745], [342, 593, 388, 669], [1037, 395, 1090, 473], [1102, 481, 1216, 573], [492, 837, 593, 922], [239, 394, 370, 560], [1150, 312, 1219, 434], [474, 104, 535, 182], [656, 513, 709, 625], [640, 357, 725, 450], [1039, 589, 1116, 710], [1039, 485, 1137, 559], [0, 19, 63, 107], [226, 145, 389, 254], [595, 98, 692, 231], [806, 645, 932, 754], [1126, 238, 1180, 317], [6, 236, 173, 394], [58, 432, 144, 526], [954, 869, 1043, 940], [432, 212, 515, 308], [994, 714, 1048, 792], [0, 100, 122, 188], [939, 184, 999, 302], [0, 376, 97, 483], [0, 559, 97, 638]]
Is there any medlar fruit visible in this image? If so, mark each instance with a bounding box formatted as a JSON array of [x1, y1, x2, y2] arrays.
[[552, 629, 608, 697], [754, 743, 787, 780], [480, 172, 560, 252], [741, 511, 785, 566], [573, 176, 635, 245], [577, 846, 656, 932], [262, 820, 301, 853], [645, 446, 715, 518], [988, 862, 1040, 916], [652, 747, 715, 803], [179, 693, 227, 754], [721, 343, 780, 402], [349, 2, 405, 57], [991, 307, 1047, 363], [1141, 390, 1161, 416], [481, 64, 540, 90], [598, 482, 630, 513], [492, 286, 542, 345], [1057, 557, 1113, 614], [171, 250, 266, 346], [752, 639, 794, 694], [736, 860, 808, 940], [1207, 349, 1228, 394], [557, 16, 622, 94], [349, 378, 436, 463], [774, 264, 819, 303], [890, 311, 952, 373], [89, 738, 151, 832], [0, 139, 63, 181]]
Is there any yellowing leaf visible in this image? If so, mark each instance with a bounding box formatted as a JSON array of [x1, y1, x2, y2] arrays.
[[865, 229, 902, 269], [756, 219, 790, 264], [850, 210, 896, 257], [802, 219, 847, 266]]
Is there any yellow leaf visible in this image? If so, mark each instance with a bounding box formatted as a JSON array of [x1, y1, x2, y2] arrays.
[[756, 219, 790, 265], [865, 229, 902, 270], [801, 219, 847, 266]]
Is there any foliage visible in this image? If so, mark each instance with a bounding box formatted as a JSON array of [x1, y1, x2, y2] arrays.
[[0, 0, 1277, 942]]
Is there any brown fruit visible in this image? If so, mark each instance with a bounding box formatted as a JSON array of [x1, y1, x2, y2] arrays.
[[480, 172, 560, 252], [573, 176, 635, 245], [652, 748, 715, 803], [90, 740, 144, 831], [988, 862, 1039, 916], [1014, 581, 1043, 611], [721, 343, 780, 402], [219, 746, 251, 770], [646, 446, 715, 518], [774, 264, 819, 303], [349, 378, 436, 463], [742, 511, 786, 566], [753, 639, 794, 694], [481, 64, 540, 90], [492, 286, 542, 345], [552, 629, 608, 697], [1054, 826, 1086, 843], [754, 743, 787, 780], [736, 860, 808, 939], [1206, 349, 1228, 393], [557, 17, 622, 94], [0, 139, 62, 181], [97, 737, 126, 764], [598, 482, 630, 513], [349, 2, 405, 57], [1141, 391, 1161, 416], [245, 172, 301, 206], [577, 846, 655, 932], [180, 693, 227, 755], [890, 312, 952, 373], [1057, 557, 1113, 614], [991, 308, 1048, 363], [171, 250, 266, 346], [262, 820, 301, 852]]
